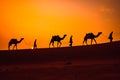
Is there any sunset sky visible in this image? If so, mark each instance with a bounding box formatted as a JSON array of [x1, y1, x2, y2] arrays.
[[0, 0, 120, 50]]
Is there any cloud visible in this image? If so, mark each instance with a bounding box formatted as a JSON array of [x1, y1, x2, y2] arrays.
[[99, 6, 114, 14]]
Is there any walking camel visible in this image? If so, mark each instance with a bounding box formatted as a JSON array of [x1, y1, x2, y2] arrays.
[[49, 34, 67, 47], [8, 38, 24, 50], [83, 32, 102, 45]]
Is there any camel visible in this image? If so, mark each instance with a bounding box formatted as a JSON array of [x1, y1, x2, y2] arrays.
[[8, 38, 24, 50], [49, 34, 67, 48], [83, 32, 102, 45]]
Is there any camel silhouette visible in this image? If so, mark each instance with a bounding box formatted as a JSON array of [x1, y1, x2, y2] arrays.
[[8, 38, 24, 50], [49, 34, 67, 48], [83, 32, 102, 45]]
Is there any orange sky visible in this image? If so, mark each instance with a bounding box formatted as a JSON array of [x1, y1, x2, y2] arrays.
[[0, 0, 120, 50]]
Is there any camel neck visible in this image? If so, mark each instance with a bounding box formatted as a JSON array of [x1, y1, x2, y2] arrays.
[[17, 39, 23, 43], [95, 33, 101, 38], [61, 35, 66, 40]]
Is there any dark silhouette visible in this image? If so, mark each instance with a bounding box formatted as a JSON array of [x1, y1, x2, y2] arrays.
[[49, 34, 67, 48], [83, 32, 102, 45], [69, 35, 73, 47], [33, 39, 37, 49], [8, 38, 24, 50], [108, 32, 113, 43]]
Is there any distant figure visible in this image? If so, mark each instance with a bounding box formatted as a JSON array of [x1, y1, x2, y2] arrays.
[[83, 32, 102, 45], [108, 32, 113, 43], [33, 39, 37, 49], [8, 38, 24, 50], [69, 35, 73, 47], [49, 34, 67, 48]]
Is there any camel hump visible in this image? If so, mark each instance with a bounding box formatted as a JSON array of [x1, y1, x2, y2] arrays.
[[86, 32, 93, 35], [10, 39, 17, 42], [11, 38, 17, 40], [52, 35, 59, 38]]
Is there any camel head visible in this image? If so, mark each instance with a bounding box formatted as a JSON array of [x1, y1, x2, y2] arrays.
[[18, 38, 24, 43], [60, 34, 67, 40], [20, 38, 24, 41], [64, 34, 67, 37], [95, 32, 102, 38], [63, 34, 67, 38], [98, 32, 102, 35]]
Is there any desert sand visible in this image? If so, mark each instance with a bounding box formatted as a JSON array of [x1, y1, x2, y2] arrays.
[[0, 41, 120, 80]]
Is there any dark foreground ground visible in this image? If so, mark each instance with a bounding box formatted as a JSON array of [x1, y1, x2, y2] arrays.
[[0, 41, 120, 80]]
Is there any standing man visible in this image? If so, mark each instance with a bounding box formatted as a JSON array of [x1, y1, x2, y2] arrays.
[[108, 32, 113, 43], [33, 39, 37, 49], [69, 35, 73, 47]]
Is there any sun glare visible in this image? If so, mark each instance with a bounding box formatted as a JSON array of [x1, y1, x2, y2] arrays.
[[31, 47, 34, 50]]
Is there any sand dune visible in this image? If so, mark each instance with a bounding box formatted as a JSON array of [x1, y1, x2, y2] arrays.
[[0, 41, 120, 80]]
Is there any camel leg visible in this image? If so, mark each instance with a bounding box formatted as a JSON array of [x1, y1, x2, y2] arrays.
[[93, 39, 97, 44], [8, 44, 11, 50], [57, 42, 59, 47], [52, 42, 54, 47], [8, 46, 10, 50], [59, 42, 62, 47], [13, 44, 16, 50], [83, 39, 87, 45], [16, 44, 17, 50], [49, 41, 54, 48], [84, 39, 88, 45], [49, 42, 51, 48], [12, 44, 17, 50], [91, 39, 93, 45], [8, 43, 12, 50], [85, 40, 88, 45], [83, 40, 85, 45]]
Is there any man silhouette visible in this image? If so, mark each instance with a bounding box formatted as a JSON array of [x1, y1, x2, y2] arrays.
[[33, 39, 37, 49], [69, 35, 73, 47], [108, 32, 113, 43]]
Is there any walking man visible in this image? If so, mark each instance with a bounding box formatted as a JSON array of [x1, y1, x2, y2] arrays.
[[69, 35, 73, 47], [33, 39, 37, 49], [108, 32, 113, 43]]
